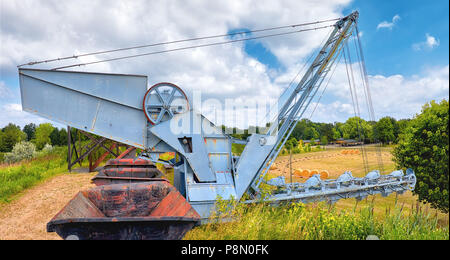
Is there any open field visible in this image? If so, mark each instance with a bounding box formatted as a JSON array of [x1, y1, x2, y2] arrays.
[[268, 146, 448, 226], [270, 145, 395, 179]]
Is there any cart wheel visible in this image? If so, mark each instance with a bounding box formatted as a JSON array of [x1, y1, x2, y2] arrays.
[[65, 234, 80, 240], [143, 82, 189, 125]]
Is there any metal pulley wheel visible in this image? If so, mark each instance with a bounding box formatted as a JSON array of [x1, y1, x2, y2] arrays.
[[143, 82, 190, 125]]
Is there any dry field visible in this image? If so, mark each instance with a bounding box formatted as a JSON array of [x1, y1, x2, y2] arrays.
[[270, 146, 449, 226], [270, 146, 395, 179]]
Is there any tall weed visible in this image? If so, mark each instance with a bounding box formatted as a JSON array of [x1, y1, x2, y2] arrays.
[[185, 199, 449, 240], [0, 146, 67, 203]]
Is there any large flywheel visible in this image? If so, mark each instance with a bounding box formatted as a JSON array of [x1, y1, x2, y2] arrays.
[[143, 82, 190, 125]]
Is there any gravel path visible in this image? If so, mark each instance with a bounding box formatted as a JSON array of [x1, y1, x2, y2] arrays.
[[0, 171, 96, 240]]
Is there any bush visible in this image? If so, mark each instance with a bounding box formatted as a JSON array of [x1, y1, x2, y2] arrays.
[[34, 123, 54, 150], [304, 144, 311, 152], [0, 123, 27, 152], [3, 141, 37, 164], [320, 136, 329, 145], [40, 143, 54, 155], [0, 146, 67, 202], [393, 100, 449, 213]]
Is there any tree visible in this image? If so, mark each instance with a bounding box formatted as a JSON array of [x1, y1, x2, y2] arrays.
[[0, 123, 26, 152], [58, 128, 68, 146], [332, 127, 341, 140], [393, 100, 449, 213], [49, 128, 61, 146], [303, 127, 319, 141], [292, 119, 323, 141], [34, 123, 54, 150], [285, 137, 298, 151], [320, 136, 329, 146], [388, 117, 400, 140], [397, 119, 411, 136], [292, 119, 309, 141], [373, 117, 396, 144], [23, 123, 36, 141], [334, 122, 344, 139], [341, 117, 372, 142], [0, 130, 5, 152], [318, 123, 334, 142]]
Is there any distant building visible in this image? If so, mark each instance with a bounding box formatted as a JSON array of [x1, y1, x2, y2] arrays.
[[334, 138, 364, 146], [301, 139, 321, 145]]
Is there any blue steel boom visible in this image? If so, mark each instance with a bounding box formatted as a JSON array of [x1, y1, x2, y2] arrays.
[[18, 11, 416, 222]]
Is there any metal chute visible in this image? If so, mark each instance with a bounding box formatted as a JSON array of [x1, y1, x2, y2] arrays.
[[19, 68, 149, 148]]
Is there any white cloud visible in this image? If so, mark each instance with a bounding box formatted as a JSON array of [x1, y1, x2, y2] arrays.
[[0, 81, 13, 98], [0, 1, 448, 130], [304, 101, 355, 123], [377, 14, 400, 30], [0, 0, 350, 74], [0, 103, 56, 128], [412, 33, 440, 51], [368, 65, 448, 119], [309, 63, 449, 122], [0, 0, 352, 128]]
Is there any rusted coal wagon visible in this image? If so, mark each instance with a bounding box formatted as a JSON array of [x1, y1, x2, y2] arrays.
[[47, 181, 200, 240], [91, 158, 163, 186]]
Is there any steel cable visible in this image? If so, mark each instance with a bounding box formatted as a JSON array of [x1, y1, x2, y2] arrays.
[[50, 25, 335, 70], [354, 25, 384, 173], [259, 27, 334, 133], [343, 38, 370, 174], [17, 18, 339, 68]]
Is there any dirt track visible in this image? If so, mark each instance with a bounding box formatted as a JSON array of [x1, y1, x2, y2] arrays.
[[0, 171, 96, 240]]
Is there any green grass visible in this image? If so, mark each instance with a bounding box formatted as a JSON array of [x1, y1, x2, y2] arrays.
[[0, 146, 68, 203], [185, 199, 449, 240], [232, 143, 245, 156]]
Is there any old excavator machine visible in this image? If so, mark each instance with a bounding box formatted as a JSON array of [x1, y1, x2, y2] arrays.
[[18, 11, 416, 239]]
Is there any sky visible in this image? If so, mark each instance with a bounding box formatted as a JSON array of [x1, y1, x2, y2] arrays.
[[0, 0, 448, 129]]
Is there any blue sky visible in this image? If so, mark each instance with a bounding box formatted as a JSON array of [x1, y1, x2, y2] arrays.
[[0, 0, 448, 128], [344, 0, 449, 76], [238, 0, 449, 77]]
